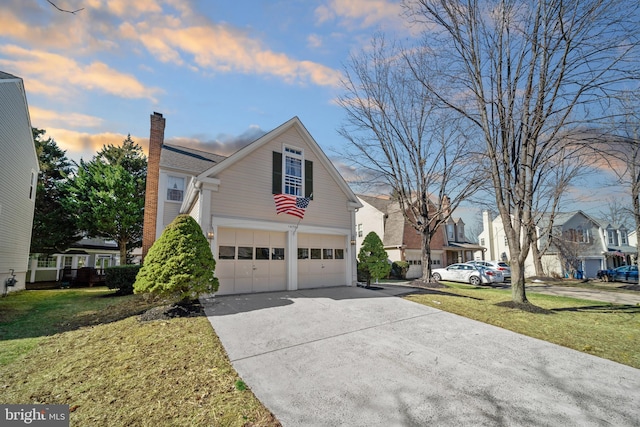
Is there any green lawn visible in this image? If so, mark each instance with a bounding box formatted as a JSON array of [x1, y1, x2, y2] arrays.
[[0, 288, 280, 426], [404, 282, 640, 368]]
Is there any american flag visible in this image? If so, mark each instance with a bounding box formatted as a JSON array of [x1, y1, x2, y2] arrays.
[[273, 194, 310, 219]]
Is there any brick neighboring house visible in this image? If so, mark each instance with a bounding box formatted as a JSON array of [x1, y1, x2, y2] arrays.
[[356, 195, 483, 279], [0, 71, 39, 294], [142, 113, 362, 295]]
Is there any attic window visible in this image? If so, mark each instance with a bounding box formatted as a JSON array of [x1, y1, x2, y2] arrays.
[[167, 176, 184, 202], [272, 148, 313, 199], [284, 147, 303, 196]]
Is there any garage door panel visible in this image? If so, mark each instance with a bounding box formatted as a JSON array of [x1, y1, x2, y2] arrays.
[[298, 233, 347, 289], [216, 227, 286, 294]]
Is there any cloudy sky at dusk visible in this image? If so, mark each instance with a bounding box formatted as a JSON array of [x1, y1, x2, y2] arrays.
[[1, 0, 407, 160], [0, 0, 628, 226]]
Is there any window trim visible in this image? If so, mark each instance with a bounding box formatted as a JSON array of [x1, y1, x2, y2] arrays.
[[166, 175, 185, 202], [273, 148, 313, 199], [283, 145, 304, 196], [29, 169, 37, 201]]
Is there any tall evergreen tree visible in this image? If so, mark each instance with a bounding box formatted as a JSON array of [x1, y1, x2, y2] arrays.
[[30, 128, 80, 254], [64, 135, 146, 263]]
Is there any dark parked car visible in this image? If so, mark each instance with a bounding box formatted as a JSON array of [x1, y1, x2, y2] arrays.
[[611, 265, 638, 283], [598, 265, 638, 283]]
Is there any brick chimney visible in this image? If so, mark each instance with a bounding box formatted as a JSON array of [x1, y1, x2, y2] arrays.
[[142, 112, 165, 260]]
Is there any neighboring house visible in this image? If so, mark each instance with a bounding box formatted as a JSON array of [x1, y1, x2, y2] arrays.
[[479, 210, 638, 279], [477, 210, 536, 275], [27, 237, 120, 285], [142, 113, 362, 295], [356, 195, 483, 279], [0, 71, 39, 294]]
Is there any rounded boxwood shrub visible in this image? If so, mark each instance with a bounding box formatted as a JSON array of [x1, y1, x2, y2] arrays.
[[105, 265, 141, 295], [134, 215, 219, 301]]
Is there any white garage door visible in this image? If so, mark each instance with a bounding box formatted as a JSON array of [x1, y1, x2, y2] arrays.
[[298, 233, 347, 289], [216, 228, 287, 295]]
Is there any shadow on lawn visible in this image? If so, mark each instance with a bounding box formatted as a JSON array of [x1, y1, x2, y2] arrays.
[[550, 304, 640, 314], [0, 290, 168, 341], [401, 287, 484, 301]]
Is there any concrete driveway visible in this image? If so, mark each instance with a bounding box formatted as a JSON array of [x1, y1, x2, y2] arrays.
[[202, 285, 640, 426]]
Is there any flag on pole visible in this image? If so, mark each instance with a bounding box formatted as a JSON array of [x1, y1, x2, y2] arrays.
[[273, 194, 310, 219]]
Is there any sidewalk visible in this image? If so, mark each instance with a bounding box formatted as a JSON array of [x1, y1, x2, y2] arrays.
[[526, 282, 640, 305]]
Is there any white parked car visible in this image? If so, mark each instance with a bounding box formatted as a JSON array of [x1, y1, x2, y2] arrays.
[[465, 260, 511, 281], [431, 263, 504, 285]]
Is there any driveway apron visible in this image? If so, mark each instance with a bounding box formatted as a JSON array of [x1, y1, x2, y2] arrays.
[[202, 286, 640, 426]]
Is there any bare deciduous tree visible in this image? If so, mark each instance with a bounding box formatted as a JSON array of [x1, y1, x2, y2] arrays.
[[402, 0, 640, 303], [338, 34, 481, 282], [599, 93, 640, 283]]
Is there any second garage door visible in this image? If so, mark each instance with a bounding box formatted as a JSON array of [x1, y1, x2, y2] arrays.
[[297, 233, 347, 289]]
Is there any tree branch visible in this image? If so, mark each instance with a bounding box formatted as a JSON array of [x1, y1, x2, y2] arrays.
[[47, 0, 84, 14]]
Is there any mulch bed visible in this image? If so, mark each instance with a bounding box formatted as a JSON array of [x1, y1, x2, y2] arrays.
[[139, 299, 205, 322], [408, 279, 448, 289]]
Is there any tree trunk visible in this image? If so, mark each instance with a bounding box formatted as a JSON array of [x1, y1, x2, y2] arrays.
[[119, 239, 127, 265], [421, 229, 433, 282], [530, 242, 545, 276], [510, 259, 528, 303]]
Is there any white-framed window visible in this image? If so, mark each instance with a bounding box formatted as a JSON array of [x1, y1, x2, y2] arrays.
[[447, 224, 454, 240], [621, 231, 628, 245], [607, 229, 616, 245], [167, 175, 185, 202], [357, 224, 363, 238], [29, 169, 37, 201], [37, 255, 57, 268], [480, 238, 485, 246], [283, 146, 303, 196], [579, 227, 589, 243]]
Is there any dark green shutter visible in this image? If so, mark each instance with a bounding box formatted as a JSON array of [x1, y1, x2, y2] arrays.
[[305, 160, 313, 199], [272, 151, 282, 194]]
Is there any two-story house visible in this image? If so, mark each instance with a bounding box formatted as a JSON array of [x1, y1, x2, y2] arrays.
[[0, 71, 39, 294], [479, 210, 637, 279], [356, 195, 482, 279], [142, 113, 362, 295]]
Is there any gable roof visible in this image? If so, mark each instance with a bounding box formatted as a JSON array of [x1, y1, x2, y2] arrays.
[[358, 194, 394, 214], [160, 143, 226, 174], [197, 116, 361, 207]]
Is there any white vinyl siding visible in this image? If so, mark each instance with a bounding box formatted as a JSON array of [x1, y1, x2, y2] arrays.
[[0, 76, 39, 288], [211, 127, 351, 229]]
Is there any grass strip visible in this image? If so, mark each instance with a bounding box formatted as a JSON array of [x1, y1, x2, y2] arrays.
[[0, 288, 280, 426], [404, 283, 640, 369]]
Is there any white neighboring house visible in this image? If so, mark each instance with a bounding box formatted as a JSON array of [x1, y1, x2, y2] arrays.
[[478, 210, 637, 279], [0, 71, 39, 294], [27, 237, 120, 285], [142, 114, 362, 295]]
